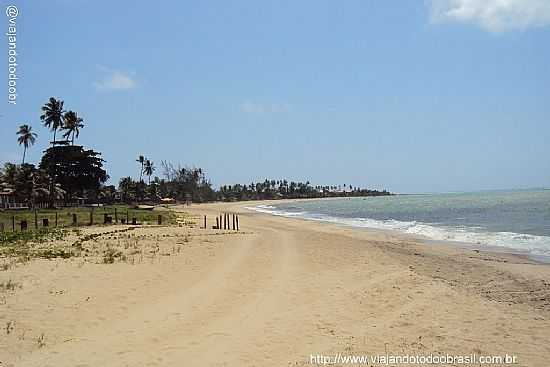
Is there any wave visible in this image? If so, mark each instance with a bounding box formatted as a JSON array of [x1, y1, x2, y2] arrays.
[[246, 205, 550, 257]]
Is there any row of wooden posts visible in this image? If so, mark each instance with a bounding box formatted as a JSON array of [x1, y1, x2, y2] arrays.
[[204, 213, 239, 231], [0, 208, 163, 232], [0, 210, 240, 233]]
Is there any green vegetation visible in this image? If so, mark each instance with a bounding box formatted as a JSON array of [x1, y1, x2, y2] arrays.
[[0, 228, 70, 245], [0, 279, 21, 291], [217, 180, 391, 201], [0, 205, 176, 234], [16, 124, 37, 164], [117, 161, 391, 203]]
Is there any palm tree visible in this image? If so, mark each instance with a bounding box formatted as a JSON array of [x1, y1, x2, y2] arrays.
[[16, 124, 37, 164], [40, 97, 65, 145], [136, 155, 146, 182], [62, 111, 84, 144], [143, 160, 155, 184]]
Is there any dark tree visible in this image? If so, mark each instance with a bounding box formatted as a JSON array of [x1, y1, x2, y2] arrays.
[[40, 144, 108, 204]]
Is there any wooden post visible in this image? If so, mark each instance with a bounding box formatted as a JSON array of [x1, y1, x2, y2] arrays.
[[12, 216, 15, 231], [55, 212, 58, 227], [232, 214, 235, 230], [34, 209, 38, 229], [216, 216, 219, 229], [114, 208, 118, 223], [204, 215, 207, 229], [90, 207, 94, 226], [72, 213, 77, 226], [236, 215, 239, 231]]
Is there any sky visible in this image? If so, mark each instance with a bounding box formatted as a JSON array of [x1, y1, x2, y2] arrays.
[[1, 0, 549, 193]]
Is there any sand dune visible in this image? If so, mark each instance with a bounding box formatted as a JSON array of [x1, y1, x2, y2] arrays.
[[1, 201, 550, 366]]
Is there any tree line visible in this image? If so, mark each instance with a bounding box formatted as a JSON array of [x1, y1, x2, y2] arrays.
[[1, 96, 391, 208], [114, 168, 390, 204]]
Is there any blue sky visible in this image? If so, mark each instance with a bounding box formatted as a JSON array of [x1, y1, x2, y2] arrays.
[[1, 0, 549, 193]]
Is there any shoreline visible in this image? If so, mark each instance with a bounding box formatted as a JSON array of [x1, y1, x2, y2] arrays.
[[240, 198, 550, 265], [2, 201, 550, 366]]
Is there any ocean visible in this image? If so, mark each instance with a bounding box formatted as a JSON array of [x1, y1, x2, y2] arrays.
[[248, 189, 550, 258]]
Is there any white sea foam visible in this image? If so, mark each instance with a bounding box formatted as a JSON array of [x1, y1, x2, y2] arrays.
[[247, 205, 550, 257]]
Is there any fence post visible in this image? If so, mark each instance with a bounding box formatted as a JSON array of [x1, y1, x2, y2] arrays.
[[236, 215, 239, 231], [55, 212, 58, 227], [216, 216, 219, 229], [114, 208, 118, 223], [204, 215, 207, 229], [232, 214, 235, 230], [90, 207, 94, 226], [12, 215, 15, 232], [34, 209, 38, 229]]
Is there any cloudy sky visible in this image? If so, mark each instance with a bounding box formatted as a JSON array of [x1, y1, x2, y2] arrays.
[[1, 0, 549, 193]]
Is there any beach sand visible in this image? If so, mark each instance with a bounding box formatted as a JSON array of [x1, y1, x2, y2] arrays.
[[1, 201, 550, 366]]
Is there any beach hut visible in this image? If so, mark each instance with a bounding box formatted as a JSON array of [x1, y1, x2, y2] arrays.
[[0, 189, 17, 209], [160, 197, 175, 204]]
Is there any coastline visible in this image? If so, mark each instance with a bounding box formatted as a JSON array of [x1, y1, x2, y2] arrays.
[[1, 201, 549, 366], [243, 196, 550, 264]]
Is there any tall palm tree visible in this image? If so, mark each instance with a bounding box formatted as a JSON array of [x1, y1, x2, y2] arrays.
[[40, 97, 65, 145], [136, 155, 145, 182], [16, 124, 37, 164], [62, 111, 84, 144], [143, 160, 155, 184]]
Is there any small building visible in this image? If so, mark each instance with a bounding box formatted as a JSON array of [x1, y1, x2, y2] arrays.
[[0, 189, 21, 209], [160, 197, 175, 204]]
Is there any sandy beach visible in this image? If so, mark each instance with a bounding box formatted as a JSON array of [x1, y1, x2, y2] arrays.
[[1, 201, 550, 366]]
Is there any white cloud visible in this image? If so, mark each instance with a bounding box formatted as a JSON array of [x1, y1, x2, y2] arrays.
[[240, 100, 290, 114], [93, 66, 137, 90], [428, 0, 550, 32]]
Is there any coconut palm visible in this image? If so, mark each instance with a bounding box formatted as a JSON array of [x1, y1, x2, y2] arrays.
[[40, 97, 65, 145], [16, 124, 37, 164], [62, 111, 84, 144], [136, 155, 145, 182], [29, 169, 65, 208], [143, 159, 155, 184]]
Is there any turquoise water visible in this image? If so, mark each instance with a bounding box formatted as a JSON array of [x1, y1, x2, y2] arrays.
[[249, 190, 550, 257]]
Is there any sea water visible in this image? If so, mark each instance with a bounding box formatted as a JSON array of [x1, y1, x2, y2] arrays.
[[249, 189, 550, 258]]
